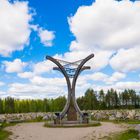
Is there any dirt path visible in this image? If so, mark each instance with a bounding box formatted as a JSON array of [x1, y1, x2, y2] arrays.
[[5, 122, 127, 140]]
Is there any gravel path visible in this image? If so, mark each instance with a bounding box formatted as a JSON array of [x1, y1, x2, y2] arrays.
[[5, 122, 127, 140]]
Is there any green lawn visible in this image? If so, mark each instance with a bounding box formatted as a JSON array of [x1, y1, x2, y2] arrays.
[[108, 129, 139, 140], [0, 122, 14, 140], [101, 119, 140, 124], [0, 130, 11, 140]]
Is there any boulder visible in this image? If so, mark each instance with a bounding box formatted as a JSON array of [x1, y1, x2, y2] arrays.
[[126, 110, 136, 120], [116, 111, 123, 119], [109, 115, 116, 121], [43, 115, 49, 120]]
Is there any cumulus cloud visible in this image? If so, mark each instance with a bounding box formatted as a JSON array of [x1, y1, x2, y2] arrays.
[[0, 91, 7, 98], [30, 76, 66, 87], [33, 60, 55, 74], [53, 48, 113, 71], [87, 81, 140, 93], [89, 72, 108, 81], [66, 0, 140, 72], [114, 81, 140, 91], [110, 47, 140, 72], [69, 0, 140, 50], [5, 75, 92, 99], [0, 0, 32, 56], [3, 59, 27, 73], [18, 72, 34, 79], [81, 71, 126, 84], [17, 60, 55, 79], [106, 72, 126, 84], [7, 77, 67, 99], [38, 28, 55, 47], [0, 81, 5, 86]]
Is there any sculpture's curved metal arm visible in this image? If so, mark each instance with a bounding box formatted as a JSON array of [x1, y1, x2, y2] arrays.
[[46, 56, 71, 119], [72, 54, 94, 117]]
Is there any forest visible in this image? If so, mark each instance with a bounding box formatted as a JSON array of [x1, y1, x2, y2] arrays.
[[0, 88, 140, 114]]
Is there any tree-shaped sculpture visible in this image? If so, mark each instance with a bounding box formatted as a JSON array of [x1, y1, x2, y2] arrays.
[[46, 54, 94, 124]]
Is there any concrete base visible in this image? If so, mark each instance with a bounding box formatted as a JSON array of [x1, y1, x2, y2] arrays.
[[46, 121, 100, 128]]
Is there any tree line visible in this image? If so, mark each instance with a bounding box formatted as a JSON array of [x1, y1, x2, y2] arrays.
[[0, 96, 66, 114], [0, 88, 140, 114], [77, 88, 140, 110]]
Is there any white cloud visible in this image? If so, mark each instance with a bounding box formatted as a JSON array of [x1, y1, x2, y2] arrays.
[[54, 48, 113, 71], [18, 72, 34, 79], [7, 79, 67, 99], [30, 76, 66, 87], [33, 60, 55, 74], [114, 81, 140, 91], [89, 81, 140, 93], [3, 59, 27, 73], [17, 60, 56, 79], [110, 47, 140, 72], [90, 50, 113, 70], [0, 91, 7, 98], [89, 72, 108, 81], [38, 28, 55, 47], [83, 71, 126, 84], [5, 78, 140, 99], [0, 81, 5, 86], [69, 0, 140, 51], [106, 72, 126, 84], [66, 0, 140, 72], [0, 0, 32, 56]]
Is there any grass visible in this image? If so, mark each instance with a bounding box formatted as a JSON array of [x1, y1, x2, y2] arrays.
[[0, 122, 16, 140], [0, 130, 12, 140], [101, 119, 140, 124], [108, 129, 139, 140], [126, 120, 140, 124]]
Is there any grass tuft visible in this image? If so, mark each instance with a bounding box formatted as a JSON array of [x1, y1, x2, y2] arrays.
[[0, 129, 12, 140], [109, 129, 139, 140]]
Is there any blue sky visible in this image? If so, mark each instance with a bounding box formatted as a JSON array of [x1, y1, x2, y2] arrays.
[[0, 0, 140, 99]]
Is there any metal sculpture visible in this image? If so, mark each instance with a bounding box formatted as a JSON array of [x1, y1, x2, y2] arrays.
[[46, 54, 94, 123]]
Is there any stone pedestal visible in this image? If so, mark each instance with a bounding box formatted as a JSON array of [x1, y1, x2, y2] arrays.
[[67, 104, 77, 121], [67, 99, 77, 121], [54, 118, 60, 124]]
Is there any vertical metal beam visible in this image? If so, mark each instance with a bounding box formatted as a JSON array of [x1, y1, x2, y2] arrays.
[[46, 56, 71, 119], [72, 54, 94, 117]]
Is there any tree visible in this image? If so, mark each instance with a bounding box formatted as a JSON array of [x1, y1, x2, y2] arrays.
[[53, 96, 66, 111], [43, 98, 50, 112], [0, 98, 3, 114], [77, 96, 85, 110], [105, 90, 111, 109], [4, 97, 15, 113], [122, 89, 130, 108], [0, 88, 139, 114], [98, 89, 106, 109], [84, 89, 98, 110]]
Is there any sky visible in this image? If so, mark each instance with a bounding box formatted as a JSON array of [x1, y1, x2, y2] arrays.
[[0, 0, 140, 99]]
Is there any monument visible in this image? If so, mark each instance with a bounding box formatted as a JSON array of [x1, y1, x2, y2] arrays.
[[46, 54, 94, 124]]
